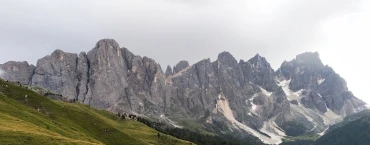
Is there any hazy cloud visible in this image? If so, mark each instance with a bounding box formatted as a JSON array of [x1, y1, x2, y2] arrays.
[[0, 0, 369, 102], [0, 0, 366, 67]]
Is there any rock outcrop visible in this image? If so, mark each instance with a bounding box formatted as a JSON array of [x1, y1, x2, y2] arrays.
[[173, 60, 189, 74], [31, 49, 79, 100], [277, 52, 365, 115], [0, 61, 35, 85], [165, 65, 172, 77], [83, 39, 129, 109]]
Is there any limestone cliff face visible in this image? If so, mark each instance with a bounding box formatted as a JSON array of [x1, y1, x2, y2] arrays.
[[83, 39, 129, 110], [31, 50, 79, 100], [0, 39, 366, 144], [0, 61, 35, 85]]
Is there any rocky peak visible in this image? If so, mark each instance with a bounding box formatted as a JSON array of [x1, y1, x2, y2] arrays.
[[217, 51, 237, 64], [295, 52, 324, 67], [165, 65, 173, 77], [32, 49, 79, 100], [277, 52, 366, 115], [247, 53, 272, 69], [94, 39, 121, 51], [0, 61, 35, 85], [240, 54, 277, 91], [84, 39, 129, 109], [173, 60, 189, 74]]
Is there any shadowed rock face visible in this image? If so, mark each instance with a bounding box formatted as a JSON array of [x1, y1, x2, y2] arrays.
[[165, 65, 172, 77], [240, 54, 278, 92], [173, 60, 189, 74], [0, 39, 366, 143], [77, 52, 89, 102]]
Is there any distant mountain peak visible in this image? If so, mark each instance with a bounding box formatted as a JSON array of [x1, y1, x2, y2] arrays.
[[94, 39, 120, 50], [295, 51, 324, 66], [246, 53, 272, 69], [173, 60, 189, 74], [217, 51, 234, 60]]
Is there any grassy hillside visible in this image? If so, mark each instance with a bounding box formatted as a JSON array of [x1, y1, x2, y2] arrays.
[[325, 109, 370, 133], [0, 79, 193, 145], [313, 115, 370, 145]]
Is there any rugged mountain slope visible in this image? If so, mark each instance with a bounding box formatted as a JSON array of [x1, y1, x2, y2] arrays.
[[0, 79, 192, 145], [0, 39, 366, 144]]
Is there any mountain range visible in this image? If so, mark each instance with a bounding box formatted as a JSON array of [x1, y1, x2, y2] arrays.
[[0, 39, 366, 144]]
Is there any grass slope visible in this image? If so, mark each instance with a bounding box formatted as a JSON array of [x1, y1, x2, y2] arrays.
[[313, 115, 370, 145], [0, 79, 193, 145]]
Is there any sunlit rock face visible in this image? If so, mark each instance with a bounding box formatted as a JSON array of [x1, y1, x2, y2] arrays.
[[0, 39, 366, 144], [31, 50, 79, 100]]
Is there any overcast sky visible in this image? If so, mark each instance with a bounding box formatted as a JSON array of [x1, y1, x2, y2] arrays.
[[0, 0, 369, 103]]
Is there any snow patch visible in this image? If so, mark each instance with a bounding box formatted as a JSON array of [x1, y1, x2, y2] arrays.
[[318, 127, 329, 136], [216, 93, 282, 144], [317, 92, 323, 98], [247, 94, 259, 116], [251, 103, 257, 111], [317, 79, 325, 85], [278, 79, 303, 102]]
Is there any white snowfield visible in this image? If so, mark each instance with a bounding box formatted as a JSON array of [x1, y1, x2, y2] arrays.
[[317, 78, 325, 85], [278, 79, 303, 102]]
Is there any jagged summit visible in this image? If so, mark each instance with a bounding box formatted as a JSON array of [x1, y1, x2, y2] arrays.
[[217, 51, 235, 60], [165, 65, 173, 77], [173, 60, 189, 74], [94, 39, 121, 50], [247, 53, 272, 69], [0, 39, 366, 145]]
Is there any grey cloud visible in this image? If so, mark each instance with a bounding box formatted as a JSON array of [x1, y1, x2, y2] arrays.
[[0, 0, 366, 69], [1, 0, 369, 104]]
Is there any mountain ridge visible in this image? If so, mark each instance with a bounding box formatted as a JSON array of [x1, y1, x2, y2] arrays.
[[0, 38, 366, 144]]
